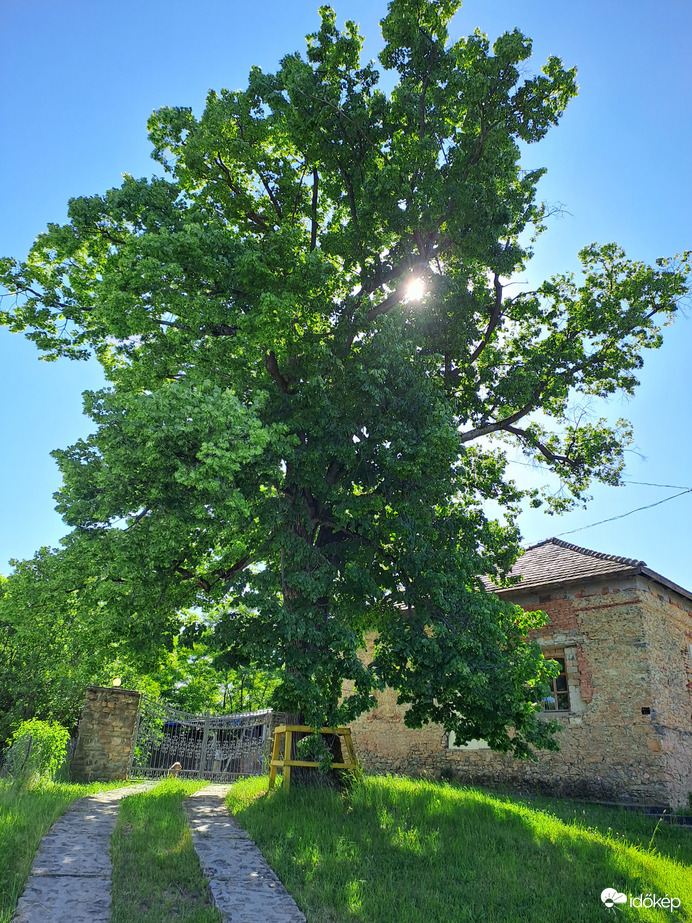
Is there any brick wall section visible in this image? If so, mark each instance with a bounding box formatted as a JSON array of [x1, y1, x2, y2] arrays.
[[346, 575, 692, 808], [71, 686, 141, 783]]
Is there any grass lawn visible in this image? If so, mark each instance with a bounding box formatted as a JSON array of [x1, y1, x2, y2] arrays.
[[226, 775, 692, 923], [110, 778, 221, 923], [0, 778, 129, 923]]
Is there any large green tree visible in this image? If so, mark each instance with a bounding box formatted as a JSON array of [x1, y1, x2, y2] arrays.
[[1, 1, 689, 758]]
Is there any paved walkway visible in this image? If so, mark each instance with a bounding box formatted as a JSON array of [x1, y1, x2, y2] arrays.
[[12, 783, 152, 923], [184, 785, 306, 923], [12, 782, 305, 923]]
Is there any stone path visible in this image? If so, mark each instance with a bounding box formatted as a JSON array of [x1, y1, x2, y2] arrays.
[[12, 783, 153, 923], [12, 782, 305, 923], [184, 785, 306, 923]]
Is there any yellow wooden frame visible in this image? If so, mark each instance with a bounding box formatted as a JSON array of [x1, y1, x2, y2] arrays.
[[268, 725, 361, 791]]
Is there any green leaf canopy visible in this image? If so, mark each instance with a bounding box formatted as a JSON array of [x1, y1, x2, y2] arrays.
[[1, 0, 689, 755]]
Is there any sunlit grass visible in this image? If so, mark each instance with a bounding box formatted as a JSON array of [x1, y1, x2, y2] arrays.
[[110, 778, 221, 923], [4, 773, 690, 923], [226, 775, 692, 923], [0, 779, 129, 923]]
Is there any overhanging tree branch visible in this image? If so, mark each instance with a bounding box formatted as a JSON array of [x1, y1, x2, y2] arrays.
[[468, 273, 504, 363], [310, 167, 319, 252]]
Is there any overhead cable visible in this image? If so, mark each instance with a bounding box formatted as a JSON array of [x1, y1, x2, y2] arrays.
[[554, 489, 692, 537]]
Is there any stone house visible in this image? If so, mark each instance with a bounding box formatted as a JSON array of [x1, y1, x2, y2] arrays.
[[348, 538, 692, 808]]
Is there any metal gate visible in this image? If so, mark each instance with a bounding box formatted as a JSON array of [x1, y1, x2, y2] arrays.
[[128, 695, 273, 782]]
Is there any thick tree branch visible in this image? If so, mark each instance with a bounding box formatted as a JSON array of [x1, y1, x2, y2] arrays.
[[154, 317, 193, 331], [469, 274, 503, 363], [310, 167, 319, 252], [334, 251, 431, 356], [174, 555, 250, 593], [325, 459, 345, 485], [127, 505, 152, 528], [95, 227, 127, 246], [265, 349, 291, 393], [204, 323, 238, 337], [339, 163, 361, 236], [413, 230, 427, 259], [366, 287, 406, 322], [418, 70, 431, 136], [258, 171, 283, 221], [459, 398, 538, 443], [504, 424, 581, 471], [360, 249, 419, 296], [211, 556, 251, 581]]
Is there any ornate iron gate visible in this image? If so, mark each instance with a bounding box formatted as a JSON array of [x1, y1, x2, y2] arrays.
[[128, 695, 273, 782]]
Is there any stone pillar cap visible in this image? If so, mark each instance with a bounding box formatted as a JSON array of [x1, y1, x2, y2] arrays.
[[86, 685, 141, 697]]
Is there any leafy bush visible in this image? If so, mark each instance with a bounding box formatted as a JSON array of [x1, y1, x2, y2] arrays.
[[3, 719, 70, 784]]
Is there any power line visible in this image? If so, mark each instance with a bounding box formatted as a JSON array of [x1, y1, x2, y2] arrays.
[[502, 456, 692, 533], [554, 489, 692, 537], [620, 479, 692, 490], [505, 459, 692, 491]]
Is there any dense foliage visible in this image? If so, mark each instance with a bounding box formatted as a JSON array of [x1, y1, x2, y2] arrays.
[[0, 562, 277, 746], [1, 1, 689, 756], [0, 561, 111, 746], [3, 719, 70, 784]]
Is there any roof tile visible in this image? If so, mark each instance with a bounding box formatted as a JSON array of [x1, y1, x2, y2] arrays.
[[487, 537, 645, 592]]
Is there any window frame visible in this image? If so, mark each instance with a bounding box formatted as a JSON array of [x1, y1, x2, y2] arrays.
[[541, 650, 570, 713]]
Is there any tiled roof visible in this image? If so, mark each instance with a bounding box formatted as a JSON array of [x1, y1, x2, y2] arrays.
[[494, 538, 644, 589], [487, 537, 692, 602]]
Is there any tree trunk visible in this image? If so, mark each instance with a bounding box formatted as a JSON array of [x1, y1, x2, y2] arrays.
[[279, 504, 351, 788]]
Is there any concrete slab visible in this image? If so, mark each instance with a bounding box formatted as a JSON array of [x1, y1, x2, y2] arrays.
[[12, 783, 151, 923], [13, 878, 112, 923], [184, 786, 306, 923]]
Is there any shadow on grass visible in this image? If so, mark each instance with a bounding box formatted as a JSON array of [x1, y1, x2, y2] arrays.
[[110, 780, 221, 923], [227, 776, 691, 923]]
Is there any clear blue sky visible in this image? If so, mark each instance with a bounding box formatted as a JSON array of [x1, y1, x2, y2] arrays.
[[1, 1, 690, 586]]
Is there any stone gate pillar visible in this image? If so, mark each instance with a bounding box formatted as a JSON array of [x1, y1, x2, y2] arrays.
[[71, 686, 141, 783]]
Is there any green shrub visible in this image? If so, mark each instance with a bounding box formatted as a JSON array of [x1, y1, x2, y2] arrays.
[[3, 719, 70, 784]]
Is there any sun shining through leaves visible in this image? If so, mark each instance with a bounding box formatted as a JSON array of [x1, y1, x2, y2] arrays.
[[405, 275, 426, 302]]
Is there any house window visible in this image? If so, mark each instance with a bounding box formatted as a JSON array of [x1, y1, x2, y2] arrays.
[[447, 732, 489, 751], [542, 652, 570, 712]]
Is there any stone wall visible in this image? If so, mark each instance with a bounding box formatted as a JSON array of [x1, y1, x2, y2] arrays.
[[71, 686, 141, 783], [637, 578, 692, 807], [346, 575, 692, 808]]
